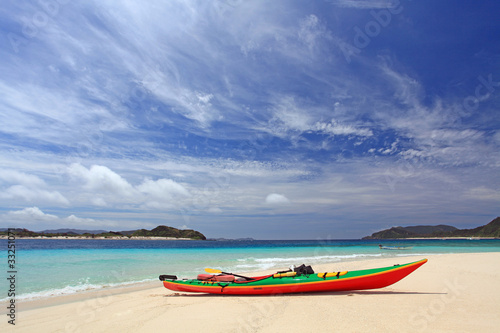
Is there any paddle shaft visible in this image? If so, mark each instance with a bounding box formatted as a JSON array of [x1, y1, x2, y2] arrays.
[[205, 268, 253, 280], [220, 271, 251, 280]]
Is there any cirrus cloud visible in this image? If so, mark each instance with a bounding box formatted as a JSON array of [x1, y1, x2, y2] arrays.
[[265, 193, 291, 205]]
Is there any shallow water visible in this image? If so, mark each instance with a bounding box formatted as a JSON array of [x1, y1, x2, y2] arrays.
[[1, 238, 499, 301]]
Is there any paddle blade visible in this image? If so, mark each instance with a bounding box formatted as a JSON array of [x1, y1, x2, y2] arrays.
[[204, 268, 222, 274]]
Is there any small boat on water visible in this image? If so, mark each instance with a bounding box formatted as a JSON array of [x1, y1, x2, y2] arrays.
[[159, 258, 427, 295], [379, 245, 413, 250]]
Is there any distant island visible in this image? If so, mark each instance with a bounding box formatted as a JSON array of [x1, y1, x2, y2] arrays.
[[0, 225, 206, 240], [363, 217, 500, 239]]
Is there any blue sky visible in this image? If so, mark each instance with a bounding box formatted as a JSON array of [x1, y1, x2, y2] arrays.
[[0, 0, 499, 239]]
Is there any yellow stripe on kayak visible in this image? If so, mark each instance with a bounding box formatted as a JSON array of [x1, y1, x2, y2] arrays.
[[273, 272, 297, 278], [317, 271, 348, 278]]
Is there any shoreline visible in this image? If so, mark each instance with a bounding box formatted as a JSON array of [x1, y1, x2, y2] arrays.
[[5, 281, 160, 312], [2, 252, 499, 332], [6, 255, 428, 307], [2, 251, 498, 305], [0, 253, 494, 306], [0, 235, 198, 240]]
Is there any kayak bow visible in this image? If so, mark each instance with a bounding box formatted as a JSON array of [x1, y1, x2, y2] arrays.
[[159, 259, 427, 295]]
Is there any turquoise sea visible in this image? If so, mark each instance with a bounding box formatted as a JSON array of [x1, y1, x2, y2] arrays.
[[1, 238, 500, 301]]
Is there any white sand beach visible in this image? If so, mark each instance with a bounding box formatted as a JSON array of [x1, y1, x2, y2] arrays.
[[3, 253, 500, 332]]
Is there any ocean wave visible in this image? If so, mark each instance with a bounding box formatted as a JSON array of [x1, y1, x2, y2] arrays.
[[230, 254, 384, 272], [233, 263, 277, 271], [0, 278, 156, 303], [242, 253, 383, 263]]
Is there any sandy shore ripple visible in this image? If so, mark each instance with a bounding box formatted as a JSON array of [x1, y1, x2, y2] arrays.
[[2, 253, 499, 332]]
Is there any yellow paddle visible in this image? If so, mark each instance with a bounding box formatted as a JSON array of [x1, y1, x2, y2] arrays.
[[204, 268, 251, 280]]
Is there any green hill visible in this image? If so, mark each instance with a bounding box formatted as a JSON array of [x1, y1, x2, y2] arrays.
[[438, 217, 500, 238], [363, 217, 500, 239], [130, 225, 206, 240], [363, 225, 457, 239], [0, 225, 206, 240]]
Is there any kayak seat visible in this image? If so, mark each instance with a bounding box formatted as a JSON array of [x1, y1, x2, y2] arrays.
[[197, 274, 235, 282], [214, 275, 235, 282]]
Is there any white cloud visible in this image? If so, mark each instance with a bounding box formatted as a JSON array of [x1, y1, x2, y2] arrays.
[[147, 80, 221, 127], [2, 207, 97, 227], [0, 169, 69, 205], [0, 81, 121, 148], [90, 197, 108, 207], [137, 179, 189, 201], [465, 187, 500, 201], [265, 193, 291, 205], [269, 97, 311, 134], [1, 185, 70, 205], [379, 140, 399, 155], [266, 96, 373, 140], [0, 170, 46, 188], [68, 163, 136, 197], [64, 214, 97, 224], [67, 163, 191, 210], [314, 120, 373, 137], [429, 129, 483, 144], [7, 207, 58, 221], [0, 207, 131, 230], [298, 14, 332, 53], [223, 160, 310, 179], [327, 0, 400, 9]]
